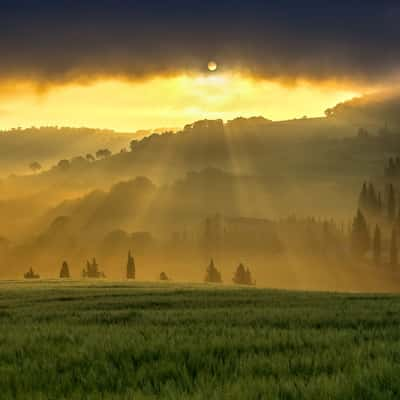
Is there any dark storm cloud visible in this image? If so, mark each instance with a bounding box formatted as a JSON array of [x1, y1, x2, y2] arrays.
[[1, 0, 400, 84]]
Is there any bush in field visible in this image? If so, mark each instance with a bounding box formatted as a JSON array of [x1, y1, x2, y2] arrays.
[[24, 267, 40, 279], [82, 258, 105, 278], [204, 259, 222, 283], [233, 263, 255, 285], [59, 261, 70, 278], [159, 272, 169, 281]]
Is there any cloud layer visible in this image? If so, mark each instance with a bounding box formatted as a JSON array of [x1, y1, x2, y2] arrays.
[[2, 1, 400, 85]]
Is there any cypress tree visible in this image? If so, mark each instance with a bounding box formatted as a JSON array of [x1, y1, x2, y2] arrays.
[[358, 182, 368, 210], [126, 250, 135, 279], [377, 192, 383, 214], [350, 209, 370, 257], [59, 261, 70, 278], [205, 259, 222, 283], [372, 225, 381, 267], [367, 183, 377, 212], [387, 184, 396, 221], [233, 263, 246, 284]]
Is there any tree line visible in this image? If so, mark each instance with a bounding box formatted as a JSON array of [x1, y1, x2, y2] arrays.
[[352, 178, 400, 268], [204, 259, 255, 285], [24, 252, 256, 286]]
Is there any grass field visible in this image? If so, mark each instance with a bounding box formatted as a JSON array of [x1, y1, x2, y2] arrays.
[[0, 281, 400, 399]]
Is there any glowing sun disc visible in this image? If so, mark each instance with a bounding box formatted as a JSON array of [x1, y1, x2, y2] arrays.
[[208, 61, 218, 71]]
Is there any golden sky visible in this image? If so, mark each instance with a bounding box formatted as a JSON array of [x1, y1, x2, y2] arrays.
[[0, 74, 360, 131]]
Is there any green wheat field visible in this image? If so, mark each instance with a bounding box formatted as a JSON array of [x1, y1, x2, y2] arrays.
[[0, 280, 399, 399]]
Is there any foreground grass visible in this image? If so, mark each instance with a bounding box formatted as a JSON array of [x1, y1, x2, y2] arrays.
[[0, 281, 399, 399]]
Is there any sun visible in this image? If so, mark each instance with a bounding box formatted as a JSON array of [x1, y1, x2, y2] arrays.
[[208, 61, 218, 72]]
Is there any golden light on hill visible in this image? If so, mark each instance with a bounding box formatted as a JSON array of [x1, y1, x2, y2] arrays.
[[0, 74, 359, 131]]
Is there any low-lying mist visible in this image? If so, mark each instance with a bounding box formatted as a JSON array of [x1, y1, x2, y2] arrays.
[[0, 112, 399, 291]]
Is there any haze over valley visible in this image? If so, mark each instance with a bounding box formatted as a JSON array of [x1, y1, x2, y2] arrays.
[[1, 91, 400, 291]]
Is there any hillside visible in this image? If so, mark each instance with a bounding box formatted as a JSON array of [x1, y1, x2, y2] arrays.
[[0, 112, 396, 243], [0, 116, 382, 197], [0, 126, 137, 177], [326, 90, 400, 130]]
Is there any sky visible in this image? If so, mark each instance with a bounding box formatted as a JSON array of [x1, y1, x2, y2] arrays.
[[1, 1, 399, 131]]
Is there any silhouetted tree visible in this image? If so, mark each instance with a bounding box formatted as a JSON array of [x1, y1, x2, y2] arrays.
[[350, 209, 370, 257], [359, 182, 381, 215], [57, 159, 70, 170], [29, 161, 42, 173], [233, 263, 246, 284], [387, 183, 396, 221], [385, 157, 400, 177], [24, 267, 40, 279], [126, 250, 135, 279], [204, 259, 222, 283], [95, 149, 112, 159], [390, 228, 398, 268], [373, 225, 381, 267], [86, 153, 95, 162], [233, 263, 255, 285], [82, 258, 105, 278], [367, 183, 378, 213], [377, 192, 383, 214], [358, 182, 368, 210], [159, 272, 169, 281], [59, 261, 70, 278]]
